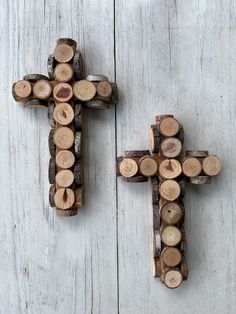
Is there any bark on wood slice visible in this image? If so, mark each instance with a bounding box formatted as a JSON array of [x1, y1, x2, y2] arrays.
[[159, 159, 182, 179], [57, 38, 77, 50], [182, 157, 202, 177], [178, 178, 186, 198], [48, 128, 56, 157], [186, 150, 208, 157], [54, 43, 74, 63], [161, 226, 182, 246], [24, 99, 48, 109], [159, 180, 181, 201], [48, 101, 55, 127], [177, 125, 184, 144], [33, 80, 52, 99], [74, 103, 83, 130], [74, 132, 82, 159], [189, 176, 211, 185], [161, 247, 182, 267], [155, 114, 173, 124], [56, 150, 75, 169], [53, 127, 74, 149], [150, 125, 160, 153], [12, 80, 32, 100], [48, 157, 56, 184], [125, 150, 150, 158], [111, 83, 118, 105], [180, 256, 189, 280], [163, 269, 183, 289], [56, 169, 74, 188], [73, 51, 83, 80], [119, 158, 138, 178], [53, 102, 74, 126], [153, 258, 161, 278], [161, 137, 182, 158], [123, 175, 148, 183], [56, 208, 78, 217], [75, 186, 83, 208], [85, 100, 110, 109], [47, 54, 56, 79], [116, 157, 122, 176], [180, 239, 187, 253], [74, 161, 82, 185], [23, 74, 49, 82], [86, 74, 108, 82], [73, 80, 96, 101], [97, 81, 112, 98], [202, 155, 221, 176], [54, 63, 74, 82], [49, 185, 56, 207], [151, 176, 159, 204], [159, 117, 180, 137], [139, 156, 158, 177], [53, 83, 73, 102], [54, 187, 75, 210], [153, 204, 160, 229], [160, 201, 183, 225], [153, 229, 162, 257]]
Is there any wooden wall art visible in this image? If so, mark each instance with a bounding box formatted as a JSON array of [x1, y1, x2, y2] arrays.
[[12, 38, 118, 217], [117, 115, 221, 288]]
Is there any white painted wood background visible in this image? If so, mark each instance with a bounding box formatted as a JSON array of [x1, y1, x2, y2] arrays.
[[0, 0, 235, 313]]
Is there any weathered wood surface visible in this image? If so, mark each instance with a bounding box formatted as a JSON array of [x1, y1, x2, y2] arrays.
[[0, 0, 235, 313]]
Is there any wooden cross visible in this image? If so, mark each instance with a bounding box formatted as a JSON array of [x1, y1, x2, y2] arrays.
[[12, 38, 118, 217], [117, 114, 221, 289]]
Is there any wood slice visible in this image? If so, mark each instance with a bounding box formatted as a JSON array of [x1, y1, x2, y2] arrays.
[[150, 125, 160, 153], [56, 150, 75, 169], [73, 51, 83, 80], [54, 43, 74, 63], [153, 258, 161, 278], [48, 128, 56, 157], [163, 269, 183, 289], [53, 102, 74, 125], [33, 80, 52, 99], [47, 54, 56, 79], [151, 176, 159, 205], [73, 80, 96, 101], [180, 256, 189, 280], [74, 161, 82, 185], [139, 156, 158, 177], [57, 38, 77, 49], [159, 117, 180, 137], [24, 99, 48, 109], [123, 176, 148, 183], [48, 157, 56, 184], [159, 180, 181, 201], [202, 155, 221, 176], [53, 127, 74, 149], [160, 201, 183, 225], [23, 74, 49, 82], [125, 150, 150, 157], [86, 100, 110, 109], [161, 226, 182, 246], [159, 159, 182, 179], [186, 150, 208, 157], [86, 74, 108, 82], [56, 169, 74, 187], [74, 132, 82, 159], [155, 114, 173, 124], [75, 187, 83, 208], [54, 63, 74, 82], [49, 185, 56, 207], [153, 204, 160, 229], [189, 176, 211, 185], [74, 103, 83, 130], [161, 137, 182, 158], [119, 158, 138, 178], [182, 157, 202, 177], [56, 208, 78, 217], [48, 101, 55, 127], [12, 80, 32, 100], [153, 229, 162, 257], [53, 83, 73, 102], [97, 81, 112, 98], [116, 157, 123, 176], [161, 247, 182, 267], [54, 187, 75, 210]]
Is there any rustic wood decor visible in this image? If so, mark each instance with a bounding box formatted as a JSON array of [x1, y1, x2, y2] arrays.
[[117, 115, 221, 288], [12, 38, 118, 217]]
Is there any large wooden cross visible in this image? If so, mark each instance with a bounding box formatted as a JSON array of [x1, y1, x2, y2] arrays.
[[12, 38, 117, 217], [117, 114, 221, 289]]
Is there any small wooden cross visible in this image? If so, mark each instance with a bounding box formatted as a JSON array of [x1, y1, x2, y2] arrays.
[[117, 114, 221, 289], [12, 38, 118, 217]]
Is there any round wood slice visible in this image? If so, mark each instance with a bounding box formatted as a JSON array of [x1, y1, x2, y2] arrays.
[[123, 176, 148, 183], [180, 256, 189, 280], [23, 74, 49, 82], [153, 258, 161, 278], [202, 155, 221, 176], [125, 150, 150, 157], [56, 208, 78, 217], [97, 81, 112, 98], [49, 185, 56, 207], [161, 226, 182, 247], [47, 54, 56, 79], [161, 247, 182, 267], [119, 158, 138, 178], [56, 169, 74, 187], [182, 157, 202, 177], [151, 176, 159, 204], [48, 128, 55, 157], [74, 132, 82, 159], [153, 230, 162, 257], [54, 188, 75, 210], [161, 138, 182, 158], [159, 180, 181, 201], [155, 114, 173, 124], [33, 80, 52, 99], [54, 63, 74, 82], [73, 80, 96, 101], [86, 100, 110, 109], [74, 103, 83, 130], [48, 157, 56, 184], [74, 161, 82, 185], [159, 159, 182, 179], [56, 150, 75, 169], [53, 102, 74, 125], [189, 176, 211, 185], [75, 187, 83, 208], [186, 150, 208, 157], [150, 125, 160, 153], [160, 201, 183, 225], [13, 80, 32, 99], [53, 83, 73, 102], [57, 38, 77, 49], [53, 126, 74, 149], [73, 51, 83, 80], [163, 269, 183, 289], [139, 156, 158, 177], [86, 74, 108, 82], [159, 117, 180, 137], [54, 43, 74, 63], [48, 101, 55, 127], [24, 99, 48, 109]]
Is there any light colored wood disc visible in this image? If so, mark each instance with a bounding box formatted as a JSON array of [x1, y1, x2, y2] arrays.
[[160, 201, 183, 224], [54, 43, 74, 62], [73, 80, 96, 101], [164, 269, 183, 289], [159, 117, 180, 137], [159, 159, 182, 179], [56, 150, 75, 169], [32, 80, 52, 99], [150, 125, 160, 153], [161, 226, 182, 246], [53, 127, 74, 149], [139, 156, 158, 177], [75, 187, 83, 208], [159, 180, 181, 201], [54, 63, 74, 82], [53, 102, 74, 125], [182, 157, 202, 177], [55, 169, 74, 187], [119, 158, 138, 178], [161, 247, 182, 267], [97, 81, 112, 98], [155, 114, 173, 124], [56, 208, 78, 217], [53, 83, 73, 102], [54, 188, 75, 209], [161, 137, 182, 158], [202, 155, 221, 176], [13, 80, 32, 99]]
